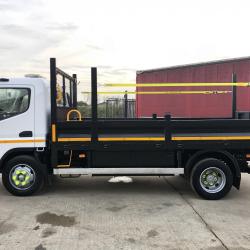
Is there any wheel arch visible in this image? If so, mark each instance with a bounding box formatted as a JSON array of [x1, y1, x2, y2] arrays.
[[0, 148, 47, 176], [185, 150, 241, 189]]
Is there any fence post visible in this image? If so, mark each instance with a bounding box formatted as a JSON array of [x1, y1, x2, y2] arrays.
[[124, 90, 128, 118]]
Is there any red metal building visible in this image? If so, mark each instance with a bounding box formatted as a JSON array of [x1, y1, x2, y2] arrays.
[[136, 57, 250, 118]]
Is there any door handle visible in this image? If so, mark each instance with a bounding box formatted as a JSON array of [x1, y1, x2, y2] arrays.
[[19, 131, 33, 137]]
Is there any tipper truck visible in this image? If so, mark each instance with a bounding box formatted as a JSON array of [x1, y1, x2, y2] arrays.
[[1, 58, 250, 199]]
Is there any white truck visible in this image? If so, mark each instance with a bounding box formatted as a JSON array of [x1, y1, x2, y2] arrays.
[[1, 58, 250, 199]]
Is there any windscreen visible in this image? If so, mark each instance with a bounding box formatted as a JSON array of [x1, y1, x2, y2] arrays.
[[0, 88, 30, 120]]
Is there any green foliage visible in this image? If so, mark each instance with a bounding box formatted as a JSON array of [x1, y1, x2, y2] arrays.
[[77, 101, 107, 118], [77, 101, 91, 117]]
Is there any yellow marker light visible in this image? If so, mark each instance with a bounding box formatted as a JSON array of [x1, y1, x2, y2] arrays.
[[79, 154, 86, 158]]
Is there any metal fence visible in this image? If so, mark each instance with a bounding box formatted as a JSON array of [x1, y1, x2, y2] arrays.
[[105, 97, 135, 118]]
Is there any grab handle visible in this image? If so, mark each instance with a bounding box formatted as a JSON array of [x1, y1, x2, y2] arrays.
[[66, 109, 82, 121]]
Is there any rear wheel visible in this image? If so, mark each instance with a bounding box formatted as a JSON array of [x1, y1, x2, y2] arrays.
[[2, 155, 45, 196], [190, 158, 233, 200]]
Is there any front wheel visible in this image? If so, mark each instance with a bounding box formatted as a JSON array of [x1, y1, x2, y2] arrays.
[[2, 155, 45, 196], [190, 158, 233, 200]]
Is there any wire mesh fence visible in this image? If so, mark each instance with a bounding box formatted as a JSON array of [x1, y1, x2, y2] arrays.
[[77, 97, 135, 119], [105, 98, 135, 118]]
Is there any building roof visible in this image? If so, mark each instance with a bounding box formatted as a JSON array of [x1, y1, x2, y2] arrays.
[[137, 56, 250, 75]]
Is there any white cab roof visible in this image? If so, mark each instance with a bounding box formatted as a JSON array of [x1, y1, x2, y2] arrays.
[[0, 77, 49, 87]]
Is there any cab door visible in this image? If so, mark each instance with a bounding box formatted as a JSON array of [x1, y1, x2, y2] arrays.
[[0, 86, 35, 159]]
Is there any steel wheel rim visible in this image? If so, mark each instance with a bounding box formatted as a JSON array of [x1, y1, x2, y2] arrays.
[[9, 164, 36, 190], [199, 167, 226, 194]]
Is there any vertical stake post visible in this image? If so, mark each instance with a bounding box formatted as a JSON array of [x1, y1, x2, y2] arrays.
[[91, 67, 98, 142], [232, 73, 237, 119], [62, 76, 66, 107], [73, 74, 77, 108], [164, 113, 171, 143], [50, 58, 57, 126], [50, 58, 58, 169], [69, 80, 73, 107]]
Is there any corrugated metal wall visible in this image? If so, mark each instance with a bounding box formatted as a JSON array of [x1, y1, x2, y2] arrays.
[[136, 58, 250, 118]]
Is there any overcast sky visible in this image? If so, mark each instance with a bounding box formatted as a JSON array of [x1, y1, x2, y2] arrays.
[[1, 0, 250, 100]]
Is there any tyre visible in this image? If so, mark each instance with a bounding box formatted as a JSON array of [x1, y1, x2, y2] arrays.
[[2, 155, 45, 196], [190, 158, 233, 200]]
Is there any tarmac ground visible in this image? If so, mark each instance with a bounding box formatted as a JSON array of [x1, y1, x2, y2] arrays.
[[1, 174, 250, 250]]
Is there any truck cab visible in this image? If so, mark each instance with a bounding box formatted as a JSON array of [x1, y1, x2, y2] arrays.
[[0, 77, 50, 195], [0, 77, 49, 158]]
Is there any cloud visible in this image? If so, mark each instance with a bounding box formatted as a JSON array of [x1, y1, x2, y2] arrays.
[[0, 23, 76, 39], [0, 3, 15, 11], [86, 44, 103, 51], [46, 23, 78, 31], [0, 22, 76, 54], [1, 0, 250, 86], [67, 64, 113, 70], [0, 23, 72, 75], [0, 0, 42, 12], [0, 24, 38, 37], [101, 68, 136, 76], [0, 45, 17, 50]]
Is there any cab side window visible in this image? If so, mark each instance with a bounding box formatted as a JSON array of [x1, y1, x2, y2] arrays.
[[0, 88, 30, 121]]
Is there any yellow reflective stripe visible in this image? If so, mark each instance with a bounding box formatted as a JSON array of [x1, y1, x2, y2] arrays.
[[52, 124, 56, 142], [33, 139, 46, 143], [172, 136, 250, 141], [82, 91, 232, 95], [58, 138, 91, 142], [105, 82, 250, 87], [56, 136, 250, 142], [58, 137, 165, 142], [99, 137, 165, 141], [0, 139, 46, 144]]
